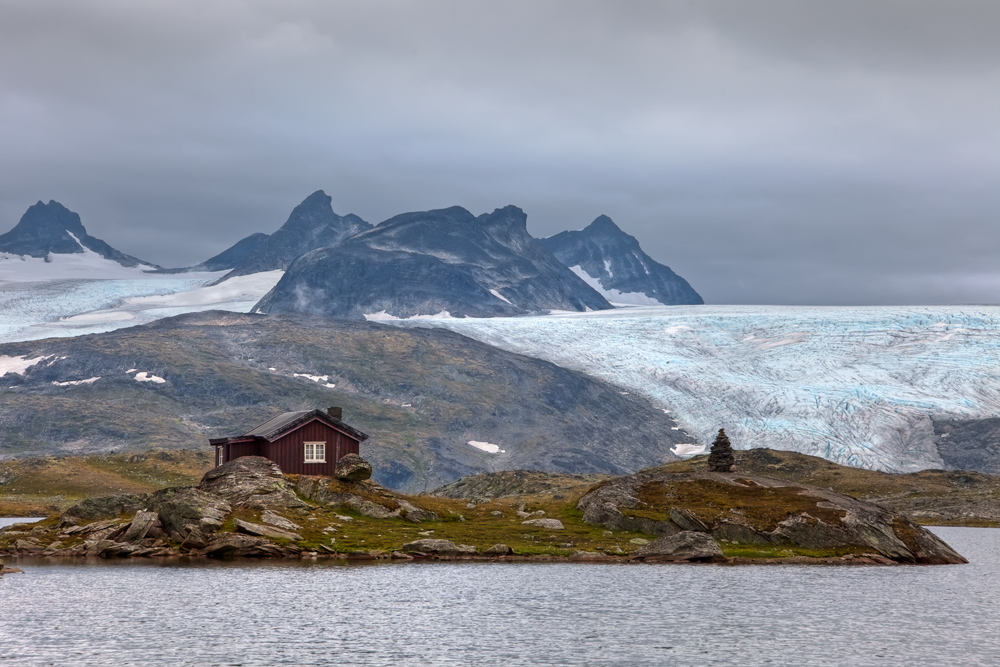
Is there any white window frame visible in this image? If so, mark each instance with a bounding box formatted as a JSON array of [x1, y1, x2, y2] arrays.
[[304, 441, 326, 463]]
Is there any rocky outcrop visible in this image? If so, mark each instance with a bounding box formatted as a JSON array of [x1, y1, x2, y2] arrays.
[[577, 469, 967, 565], [631, 532, 724, 562], [199, 457, 307, 509], [336, 454, 372, 482]]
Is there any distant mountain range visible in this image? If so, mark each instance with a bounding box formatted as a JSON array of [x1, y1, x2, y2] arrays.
[[541, 215, 703, 306], [0, 192, 703, 317], [0, 200, 157, 269], [254, 205, 613, 319]]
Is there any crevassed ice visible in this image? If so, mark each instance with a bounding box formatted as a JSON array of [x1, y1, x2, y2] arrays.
[[416, 305, 1000, 472]]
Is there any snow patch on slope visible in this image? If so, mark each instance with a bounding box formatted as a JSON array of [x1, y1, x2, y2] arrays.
[[0, 354, 52, 377], [52, 377, 100, 386], [569, 266, 660, 306], [489, 289, 512, 305], [468, 440, 505, 454], [293, 373, 336, 388], [133, 372, 166, 384]]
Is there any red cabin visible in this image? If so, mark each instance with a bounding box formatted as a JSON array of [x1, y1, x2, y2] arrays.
[[209, 407, 369, 476]]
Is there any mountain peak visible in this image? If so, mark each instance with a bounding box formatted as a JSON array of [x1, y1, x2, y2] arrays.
[[0, 200, 156, 268], [585, 214, 623, 234]]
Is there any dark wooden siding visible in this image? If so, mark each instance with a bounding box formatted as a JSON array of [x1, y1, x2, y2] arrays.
[[227, 440, 265, 460], [264, 418, 361, 476]]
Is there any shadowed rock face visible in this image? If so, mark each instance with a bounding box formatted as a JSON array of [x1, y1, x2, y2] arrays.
[[577, 468, 967, 564], [253, 205, 613, 319], [934, 418, 1000, 474], [540, 215, 702, 306], [0, 200, 156, 267]]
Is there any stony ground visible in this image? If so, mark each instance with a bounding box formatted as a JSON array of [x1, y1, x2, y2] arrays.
[[0, 454, 969, 565]]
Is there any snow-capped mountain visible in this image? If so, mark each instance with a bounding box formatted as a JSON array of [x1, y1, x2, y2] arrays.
[[541, 215, 702, 305], [253, 205, 613, 319], [0, 200, 158, 271], [218, 190, 371, 279]]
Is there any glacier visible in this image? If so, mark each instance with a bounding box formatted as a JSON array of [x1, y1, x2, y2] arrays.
[[398, 305, 1000, 472], [0, 270, 283, 344]]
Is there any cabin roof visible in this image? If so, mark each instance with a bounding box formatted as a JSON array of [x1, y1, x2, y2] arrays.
[[210, 409, 369, 445]]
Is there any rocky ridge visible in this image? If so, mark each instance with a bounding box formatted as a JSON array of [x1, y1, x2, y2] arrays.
[[253, 205, 613, 319], [0, 456, 966, 564]]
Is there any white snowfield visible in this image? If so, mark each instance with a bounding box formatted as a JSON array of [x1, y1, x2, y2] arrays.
[[0, 265, 283, 343], [569, 266, 661, 306], [412, 305, 1000, 472], [468, 440, 506, 454]]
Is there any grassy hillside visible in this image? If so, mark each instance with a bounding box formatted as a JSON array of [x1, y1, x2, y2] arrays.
[[0, 311, 687, 492], [0, 449, 212, 515]]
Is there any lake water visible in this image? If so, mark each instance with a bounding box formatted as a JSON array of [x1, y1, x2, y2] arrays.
[[1, 526, 998, 666]]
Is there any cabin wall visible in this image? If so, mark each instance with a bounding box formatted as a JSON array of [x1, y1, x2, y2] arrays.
[[265, 420, 360, 476], [226, 440, 264, 461]]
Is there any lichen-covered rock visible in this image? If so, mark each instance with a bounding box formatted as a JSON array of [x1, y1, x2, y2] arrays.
[[632, 531, 724, 562], [151, 487, 232, 537], [233, 519, 302, 542], [65, 494, 147, 521], [401, 538, 475, 555], [201, 533, 274, 558], [121, 511, 161, 543], [521, 518, 565, 530], [262, 511, 302, 531], [199, 456, 308, 509], [397, 499, 438, 523], [336, 454, 373, 482]]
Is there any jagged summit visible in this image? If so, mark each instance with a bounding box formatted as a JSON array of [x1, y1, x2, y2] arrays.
[[216, 190, 372, 279], [0, 200, 157, 268], [254, 204, 612, 319], [541, 214, 702, 306]]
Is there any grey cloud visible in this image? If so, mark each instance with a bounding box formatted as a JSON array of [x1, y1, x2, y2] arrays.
[[1, 1, 999, 304]]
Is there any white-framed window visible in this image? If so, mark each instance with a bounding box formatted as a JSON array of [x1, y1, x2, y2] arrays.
[[304, 441, 326, 463], [217, 446, 224, 467]]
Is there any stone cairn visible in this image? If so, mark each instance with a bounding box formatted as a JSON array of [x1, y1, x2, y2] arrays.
[[707, 428, 735, 473]]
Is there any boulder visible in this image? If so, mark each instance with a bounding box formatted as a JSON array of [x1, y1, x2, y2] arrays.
[[521, 518, 565, 530], [483, 543, 514, 556], [632, 531, 724, 562], [0, 565, 25, 575], [262, 510, 302, 531], [233, 519, 302, 542], [336, 454, 373, 482], [201, 533, 274, 558], [397, 499, 438, 523], [199, 456, 308, 509], [151, 487, 232, 537], [121, 511, 161, 543], [401, 538, 470, 555]]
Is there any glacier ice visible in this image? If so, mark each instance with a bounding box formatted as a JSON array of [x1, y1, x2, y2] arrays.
[[0, 270, 283, 344], [403, 304, 1000, 472]]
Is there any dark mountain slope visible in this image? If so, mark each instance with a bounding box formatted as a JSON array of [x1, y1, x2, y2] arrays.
[[0, 200, 157, 268], [541, 215, 702, 305], [0, 311, 687, 492], [219, 190, 371, 279], [254, 205, 613, 319]]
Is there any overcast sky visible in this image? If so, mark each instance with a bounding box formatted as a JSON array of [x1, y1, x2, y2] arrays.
[[2, 1, 1000, 304]]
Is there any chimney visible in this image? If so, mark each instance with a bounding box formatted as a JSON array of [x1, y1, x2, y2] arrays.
[[327, 406, 343, 420]]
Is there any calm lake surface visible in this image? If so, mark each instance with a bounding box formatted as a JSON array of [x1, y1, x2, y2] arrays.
[[1, 526, 997, 666]]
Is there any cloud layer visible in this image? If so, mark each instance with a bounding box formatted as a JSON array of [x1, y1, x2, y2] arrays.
[[2, 1, 999, 304]]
